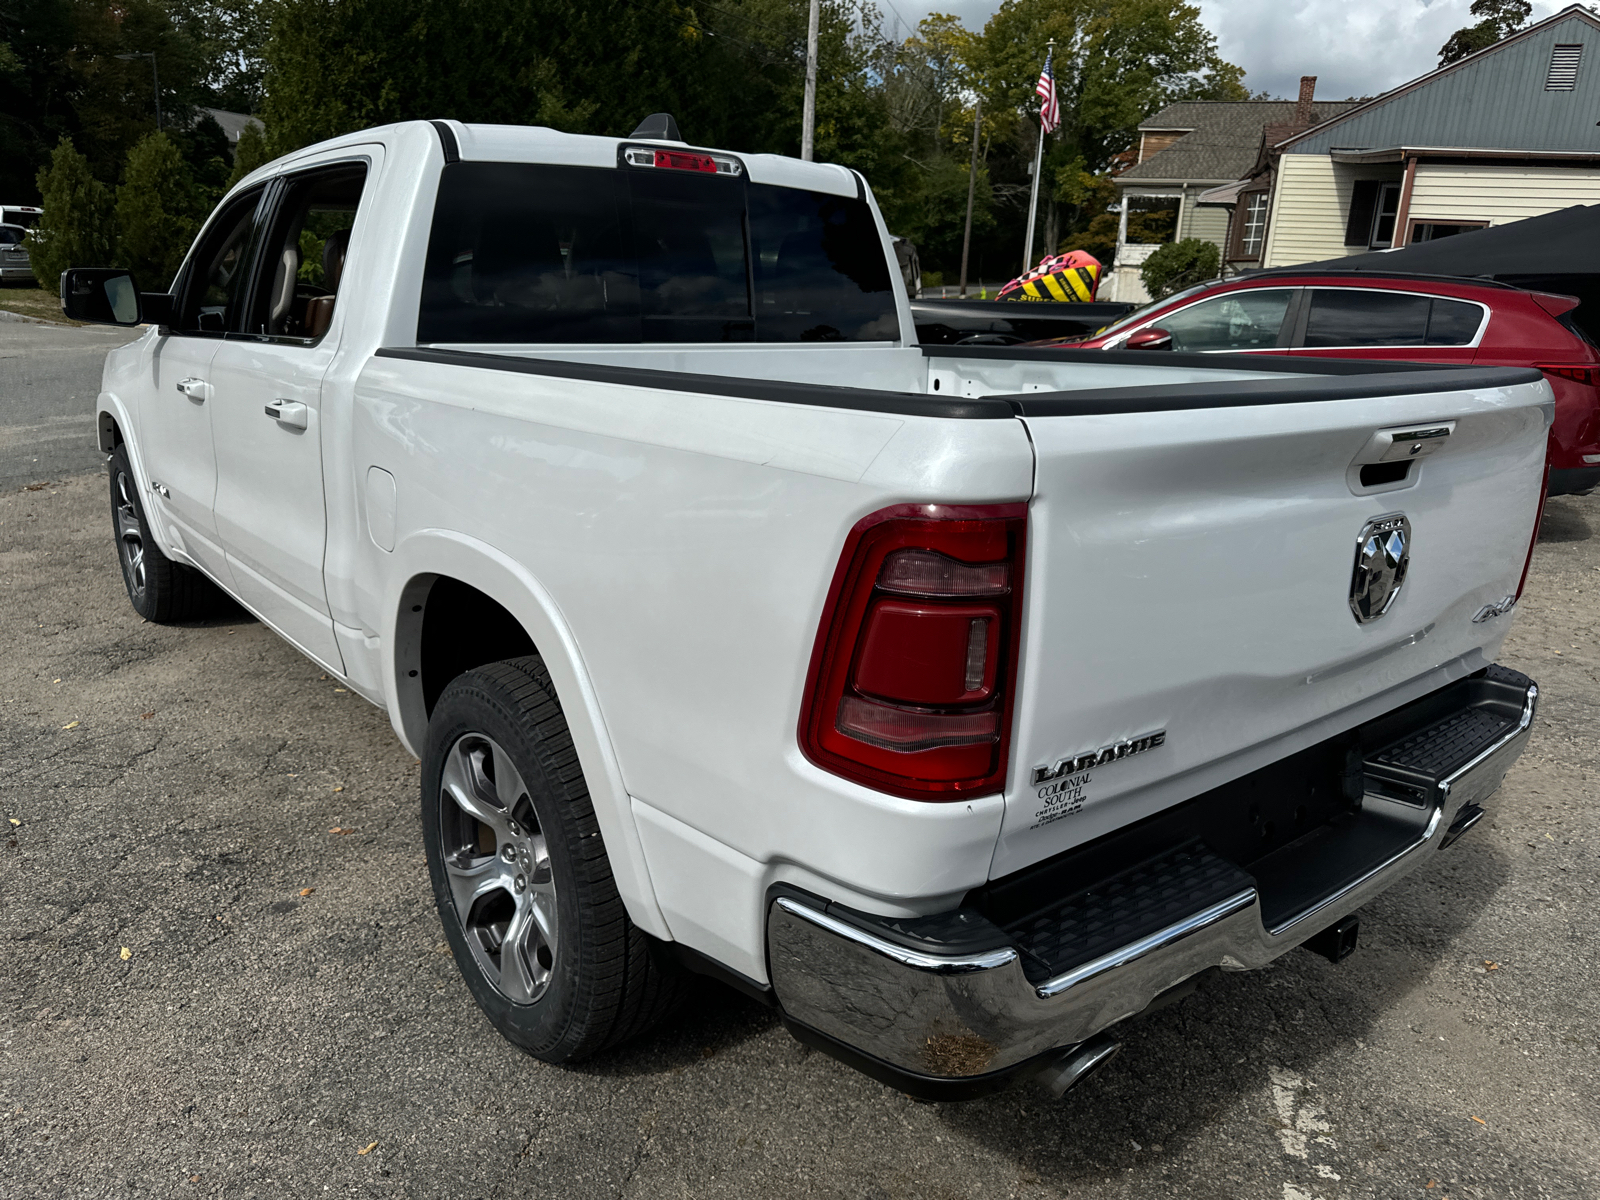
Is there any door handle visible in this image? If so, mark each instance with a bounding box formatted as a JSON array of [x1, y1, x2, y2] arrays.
[[264, 399, 309, 430], [175, 377, 211, 402]]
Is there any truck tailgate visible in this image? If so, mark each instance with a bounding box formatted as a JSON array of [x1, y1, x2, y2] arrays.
[[996, 368, 1550, 876]]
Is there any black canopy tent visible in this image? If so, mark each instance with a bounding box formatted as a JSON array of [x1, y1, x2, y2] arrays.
[[1274, 204, 1600, 339]]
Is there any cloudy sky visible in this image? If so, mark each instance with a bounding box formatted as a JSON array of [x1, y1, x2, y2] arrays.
[[891, 0, 1573, 101]]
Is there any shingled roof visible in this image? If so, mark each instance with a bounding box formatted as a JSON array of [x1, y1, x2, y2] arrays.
[[1119, 100, 1361, 184]]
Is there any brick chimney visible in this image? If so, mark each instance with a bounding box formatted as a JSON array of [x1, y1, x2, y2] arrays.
[[1296, 76, 1317, 125]]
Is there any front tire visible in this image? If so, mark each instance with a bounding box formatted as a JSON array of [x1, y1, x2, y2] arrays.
[[422, 656, 684, 1062], [107, 446, 231, 621]]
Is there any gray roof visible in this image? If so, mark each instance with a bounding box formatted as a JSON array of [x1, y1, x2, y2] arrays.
[[1119, 101, 1361, 184], [197, 108, 264, 145], [1287, 6, 1600, 155]]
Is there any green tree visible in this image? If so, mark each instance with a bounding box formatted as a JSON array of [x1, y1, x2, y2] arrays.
[[1140, 236, 1219, 298], [224, 119, 271, 191], [27, 137, 115, 287], [1439, 0, 1531, 65], [115, 132, 201, 290]]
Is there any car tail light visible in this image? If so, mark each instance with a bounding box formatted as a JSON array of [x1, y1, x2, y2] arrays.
[[1537, 363, 1600, 386], [799, 503, 1027, 800], [623, 146, 742, 176], [1516, 460, 1551, 602]]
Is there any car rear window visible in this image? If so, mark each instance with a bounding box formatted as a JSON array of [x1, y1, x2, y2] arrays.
[[0, 226, 22, 245], [418, 160, 899, 345], [1303, 289, 1483, 347]]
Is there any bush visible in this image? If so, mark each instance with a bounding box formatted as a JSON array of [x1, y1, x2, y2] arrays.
[[115, 133, 201, 291], [27, 139, 115, 290], [1140, 238, 1221, 300]]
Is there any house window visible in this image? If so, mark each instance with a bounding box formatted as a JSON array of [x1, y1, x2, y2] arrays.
[[1547, 44, 1584, 90], [1407, 220, 1489, 243], [1369, 183, 1402, 248], [1238, 192, 1271, 258]]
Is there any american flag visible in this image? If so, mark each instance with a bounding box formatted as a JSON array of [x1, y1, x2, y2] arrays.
[[1036, 48, 1059, 133]]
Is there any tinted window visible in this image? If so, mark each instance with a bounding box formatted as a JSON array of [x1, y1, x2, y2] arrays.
[[1304, 290, 1481, 347], [0, 226, 21, 245], [749, 183, 898, 341], [1155, 288, 1293, 351], [418, 161, 899, 345], [175, 187, 267, 333], [1425, 298, 1484, 345]]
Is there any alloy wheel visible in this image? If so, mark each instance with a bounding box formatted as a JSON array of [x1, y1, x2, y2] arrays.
[[114, 470, 146, 599], [438, 733, 558, 1004]]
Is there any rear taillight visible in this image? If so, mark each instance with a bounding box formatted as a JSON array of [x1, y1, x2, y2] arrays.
[[1537, 363, 1600, 386], [1516, 459, 1551, 602], [799, 503, 1027, 800]]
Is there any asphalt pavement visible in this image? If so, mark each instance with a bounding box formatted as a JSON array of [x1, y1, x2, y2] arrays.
[[0, 318, 137, 490], [0, 365, 1596, 1197]]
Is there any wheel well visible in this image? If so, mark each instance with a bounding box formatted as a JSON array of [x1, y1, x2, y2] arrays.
[[417, 576, 537, 714], [98, 413, 123, 453]]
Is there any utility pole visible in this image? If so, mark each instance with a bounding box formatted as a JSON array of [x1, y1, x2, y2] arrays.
[[115, 52, 161, 130], [801, 0, 820, 161], [958, 98, 981, 299]]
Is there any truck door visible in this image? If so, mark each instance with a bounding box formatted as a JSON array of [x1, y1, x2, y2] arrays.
[[139, 185, 268, 584], [207, 155, 375, 673]]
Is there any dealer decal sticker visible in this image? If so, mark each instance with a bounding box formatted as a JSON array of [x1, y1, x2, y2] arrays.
[[1027, 729, 1166, 829]]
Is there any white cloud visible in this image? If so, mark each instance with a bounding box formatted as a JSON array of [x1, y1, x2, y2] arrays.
[[902, 0, 1572, 101]]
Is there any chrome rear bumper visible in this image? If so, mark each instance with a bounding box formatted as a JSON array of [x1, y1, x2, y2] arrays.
[[768, 668, 1536, 1094]]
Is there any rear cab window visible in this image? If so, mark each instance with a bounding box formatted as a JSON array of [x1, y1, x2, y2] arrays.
[[418, 155, 900, 345]]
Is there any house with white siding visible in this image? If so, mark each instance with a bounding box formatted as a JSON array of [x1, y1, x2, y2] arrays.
[[1259, 4, 1600, 268], [1105, 85, 1356, 301]]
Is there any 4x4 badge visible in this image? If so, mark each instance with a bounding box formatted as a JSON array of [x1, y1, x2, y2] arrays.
[[1350, 513, 1410, 624]]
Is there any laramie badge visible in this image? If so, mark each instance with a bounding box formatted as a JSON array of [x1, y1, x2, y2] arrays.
[[1350, 513, 1411, 624]]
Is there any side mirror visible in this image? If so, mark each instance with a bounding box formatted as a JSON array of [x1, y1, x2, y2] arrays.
[[60, 268, 175, 327], [1125, 326, 1174, 351]]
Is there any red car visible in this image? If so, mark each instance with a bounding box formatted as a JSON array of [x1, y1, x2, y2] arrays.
[[1053, 271, 1600, 496]]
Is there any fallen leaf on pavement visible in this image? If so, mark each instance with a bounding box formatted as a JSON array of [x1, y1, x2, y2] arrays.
[[1483, 960, 1500, 970], [7, 818, 18, 827], [1470, 1115, 1487, 1125], [299, 888, 314, 897], [329, 827, 355, 835], [141, 711, 154, 719], [333, 786, 344, 793], [1426, 1183, 1436, 1190], [119, 947, 131, 961], [358, 1141, 378, 1156], [333, 688, 347, 693], [61, 721, 78, 730]]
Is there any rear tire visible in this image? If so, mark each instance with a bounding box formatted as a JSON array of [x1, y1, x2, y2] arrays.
[[422, 656, 685, 1062], [107, 446, 231, 622]]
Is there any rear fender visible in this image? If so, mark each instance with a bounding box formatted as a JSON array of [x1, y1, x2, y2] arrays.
[[385, 528, 670, 939]]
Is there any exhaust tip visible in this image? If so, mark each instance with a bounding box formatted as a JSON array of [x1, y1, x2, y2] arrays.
[[1035, 1033, 1123, 1099]]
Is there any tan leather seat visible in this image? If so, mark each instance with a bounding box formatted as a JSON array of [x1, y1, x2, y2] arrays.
[[303, 229, 352, 338]]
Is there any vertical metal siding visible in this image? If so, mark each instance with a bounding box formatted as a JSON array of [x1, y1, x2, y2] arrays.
[[1290, 14, 1600, 154]]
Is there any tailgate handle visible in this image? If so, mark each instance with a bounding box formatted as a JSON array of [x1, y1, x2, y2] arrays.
[[1375, 424, 1454, 462]]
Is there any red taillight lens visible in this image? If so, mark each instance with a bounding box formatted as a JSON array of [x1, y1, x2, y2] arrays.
[[1538, 363, 1600, 386], [799, 503, 1027, 801], [622, 146, 743, 176]]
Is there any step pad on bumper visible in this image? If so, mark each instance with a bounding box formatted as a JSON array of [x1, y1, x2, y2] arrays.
[[1007, 843, 1253, 985]]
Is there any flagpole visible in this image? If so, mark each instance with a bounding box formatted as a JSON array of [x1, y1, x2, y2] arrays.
[[1021, 123, 1044, 274], [1020, 39, 1054, 275]]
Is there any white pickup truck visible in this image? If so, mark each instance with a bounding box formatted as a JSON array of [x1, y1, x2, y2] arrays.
[[65, 117, 1546, 1100]]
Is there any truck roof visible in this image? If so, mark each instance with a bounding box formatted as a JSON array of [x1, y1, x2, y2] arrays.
[[248, 119, 861, 199]]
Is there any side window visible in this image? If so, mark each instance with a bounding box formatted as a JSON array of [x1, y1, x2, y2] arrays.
[[1303, 290, 1480, 348], [1155, 289, 1293, 352], [243, 163, 368, 341], [174, 187, 267, 334]]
